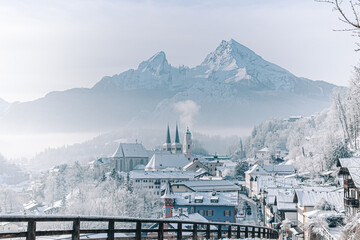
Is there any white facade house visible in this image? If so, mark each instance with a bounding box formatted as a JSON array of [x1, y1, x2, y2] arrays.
[[293, 188, 343, 230], [245, 164, 295, 198], [129, 170, 196, 195]]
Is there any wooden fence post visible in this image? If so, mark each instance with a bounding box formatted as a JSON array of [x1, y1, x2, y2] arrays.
[[206, 224, 210, 240], [26, 220, 36, 240], [108, 220, 114, 240], [217, 225, 222, 239], [245, 226, 248, 238], [193, 223, 197, 240], [236, 226, 240, 239], [136, 221, 141, 240], [177, 223, 182, 240], [158, 222, 164, 240], [252, 226, 255, 238], [227, 226, 231, 238], [72, 219, 80, 240]]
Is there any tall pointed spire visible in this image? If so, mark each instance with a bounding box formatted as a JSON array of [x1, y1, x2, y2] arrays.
[[166, 124, 171, 144], [175, 124, 180, 143]]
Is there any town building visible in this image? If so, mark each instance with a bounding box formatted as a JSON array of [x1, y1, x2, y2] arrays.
[[184, 127, 192, 160], [182, 158, 209, 173], [245, 164, 295, 198], [161, 182, 238, 222], [88, 157, 111, 178], [129, 170, 196, 195], [163, 124, 185, 155], [256, 147, 272, 165], [337, 157, 360, 216], [293, 188, 343, 230], [111, 143, 149, 172]]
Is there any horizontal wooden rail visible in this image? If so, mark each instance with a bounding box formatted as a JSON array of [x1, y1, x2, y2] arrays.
[[0, 215, 278, 239]]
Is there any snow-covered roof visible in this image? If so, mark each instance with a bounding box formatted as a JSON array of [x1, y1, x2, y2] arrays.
[[145, 152, 189, 170], [339, 158, 360, 188], [89, 157, 111, 166], [294, 190, 344, 211], [257, 147, 271, 153], [112, 143, 148, 158], [129, 170, 195, 180], [277, 202, 297, 211], [174, 192, 238, 206], [256, 176, 300, 195], [262, 164, 295, 174], [172, 180, 241, 192], [339, 158, 360, 168], [161, 181, 176, 199], [266, 195, 276, 205], [246, 164, 295, 176]]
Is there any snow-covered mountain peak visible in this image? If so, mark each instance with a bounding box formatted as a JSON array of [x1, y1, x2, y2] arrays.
[[201, 39, 260, 71], [137, 51, 171, 75]]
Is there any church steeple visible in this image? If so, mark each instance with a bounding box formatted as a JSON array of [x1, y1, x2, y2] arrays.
[[166, 124, 171, 144], [175, 124, 180, 143], [163, 124, 172, 152]]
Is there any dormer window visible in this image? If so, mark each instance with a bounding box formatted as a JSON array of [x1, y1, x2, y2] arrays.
[[194, 196, 204, 203], [210, 196, 219, 203]]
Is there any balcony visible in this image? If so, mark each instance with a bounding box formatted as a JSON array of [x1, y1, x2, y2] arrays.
[[344, 197, 359, 207], [344, 179, 356, 189]]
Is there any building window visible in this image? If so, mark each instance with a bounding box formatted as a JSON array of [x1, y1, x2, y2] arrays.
[[188, 145, 190, 149], [190, 207, 195, 213], [198, 210, 205, 216], [207, 210, 213, 216], [224, 210, 231, 217]]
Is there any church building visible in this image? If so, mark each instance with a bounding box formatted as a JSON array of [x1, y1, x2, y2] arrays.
[[162, 124, 192, 159]]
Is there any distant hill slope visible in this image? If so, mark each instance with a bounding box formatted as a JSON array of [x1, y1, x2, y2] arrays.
[[0, 39, 341, 133]]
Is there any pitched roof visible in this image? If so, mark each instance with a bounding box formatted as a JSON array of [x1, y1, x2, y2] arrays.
[[129, 170, 195, 180], [258, 147, 271, 153], [339, 158, 360, 188], [175, 124, 180, 143], [246, 164, 295, 175], [172, 180, 241, 192], [112, 143, 148, 158], [174, 192, 238, 206], [262, 165, 295, 174], [161, 181, 176, 199], [339, 158, 360, 168], [294, 190, 344, 211], [145, 152, 189, 170], [166, 125, 171, 144]]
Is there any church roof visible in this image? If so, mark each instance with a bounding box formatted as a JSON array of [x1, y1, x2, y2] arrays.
[[145, 152, 189, 170], [166, 125, 171, 144], [175, 124, 180, 143], [112, 143, 148, 158]]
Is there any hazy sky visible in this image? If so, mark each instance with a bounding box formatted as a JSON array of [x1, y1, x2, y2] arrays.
[[0, 0, 358, 102]]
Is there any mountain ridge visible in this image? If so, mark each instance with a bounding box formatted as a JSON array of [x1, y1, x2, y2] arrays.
[[0, 39, 341, 133]]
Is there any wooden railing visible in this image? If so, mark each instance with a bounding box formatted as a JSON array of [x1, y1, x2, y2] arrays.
[[344, 179, 356, 189], [344, 197, 359, 207], [0, 215, 279, 240]]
